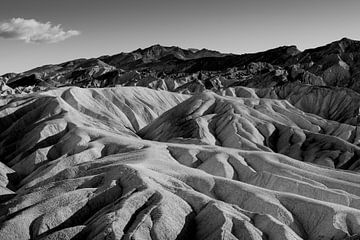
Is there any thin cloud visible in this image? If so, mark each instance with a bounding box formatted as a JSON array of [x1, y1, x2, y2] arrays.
[[0, 18, 80, 43]]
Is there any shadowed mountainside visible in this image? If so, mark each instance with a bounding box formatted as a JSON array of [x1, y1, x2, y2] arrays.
[[2, 38, 360, 93]]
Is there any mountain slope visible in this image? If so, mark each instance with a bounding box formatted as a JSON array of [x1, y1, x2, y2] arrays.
[[2, 38, 360, 98]]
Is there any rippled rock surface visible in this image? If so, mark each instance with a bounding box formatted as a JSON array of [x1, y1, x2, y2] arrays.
[[0, 86, 359, 239]]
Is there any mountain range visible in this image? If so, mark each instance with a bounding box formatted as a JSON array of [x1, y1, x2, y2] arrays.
[[1, 38, 360, 239]]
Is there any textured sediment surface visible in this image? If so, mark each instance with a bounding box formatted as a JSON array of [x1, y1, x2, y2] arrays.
[[1, 86, 360, 239]]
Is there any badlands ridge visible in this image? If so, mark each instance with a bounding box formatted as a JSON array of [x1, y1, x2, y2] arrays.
[[1, 39, 360, 239]]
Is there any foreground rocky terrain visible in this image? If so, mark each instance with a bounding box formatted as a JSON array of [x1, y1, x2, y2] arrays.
[[1, 39, 360, 239]]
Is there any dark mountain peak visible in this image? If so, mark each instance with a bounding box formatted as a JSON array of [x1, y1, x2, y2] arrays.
[[271, 45, 301, 54], [303, 37, 360, 56], [137, 44, 163, 52], [132, 44, 184, 63], [337, 37, 357, 44], [334, 37, 360, 52], [134, 44, 179, 54], [133, 44, 224, 57], [101, 44, 227, 68], [285, 45, 301, 55]]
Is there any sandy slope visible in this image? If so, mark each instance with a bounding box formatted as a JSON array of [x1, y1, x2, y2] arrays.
[[1, 86, 360, 240]]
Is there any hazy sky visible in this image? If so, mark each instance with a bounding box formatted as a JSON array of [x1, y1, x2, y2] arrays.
[[1, 0, 360, 74]]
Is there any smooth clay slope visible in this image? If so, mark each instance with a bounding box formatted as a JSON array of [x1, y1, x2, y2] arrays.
[[1, 86, 360, 240]]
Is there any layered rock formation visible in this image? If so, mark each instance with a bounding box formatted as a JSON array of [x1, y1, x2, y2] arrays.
[[1, 39, 360, 239]]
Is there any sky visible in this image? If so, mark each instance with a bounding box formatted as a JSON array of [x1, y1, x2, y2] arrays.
[[1, 0, 360, 74]]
